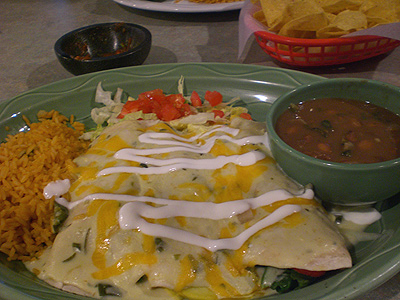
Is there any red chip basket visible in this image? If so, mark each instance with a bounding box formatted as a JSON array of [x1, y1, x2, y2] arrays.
[[254, 30, 400, 67]]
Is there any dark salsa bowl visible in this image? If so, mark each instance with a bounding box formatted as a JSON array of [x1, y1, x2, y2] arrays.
[[54, 22, 152, 75]]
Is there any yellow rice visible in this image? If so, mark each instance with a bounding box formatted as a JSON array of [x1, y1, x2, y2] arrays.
[[0, 110, 89, 261]]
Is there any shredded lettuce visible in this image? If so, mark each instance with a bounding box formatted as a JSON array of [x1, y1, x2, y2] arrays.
[[84, 79, 251, 141], [177, 75, 185, 96], [80, 124, 106, 141], [170, 112, 215, 127], [259, 266, 285, 289], [91, 82, 124, 126], [81, 82, 125, 140], [258, 266, 319, 294], [121, 110, 158, 121], [95, 82, 121, 106]]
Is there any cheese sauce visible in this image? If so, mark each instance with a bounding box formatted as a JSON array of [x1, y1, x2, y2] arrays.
[[32, 118, 353, 300], [47, 125, 313, 252]]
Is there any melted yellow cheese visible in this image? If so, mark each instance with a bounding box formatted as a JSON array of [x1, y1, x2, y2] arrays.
[[92, 200, 119, 269], [93, 134, 132, 152], [25, 118, 351, 300], [203, 258, 239, 298], [92, 252, 157, 280], [142, 234, 156, 253], [176, 182, 212, 202], [175, 255, 197, 291]]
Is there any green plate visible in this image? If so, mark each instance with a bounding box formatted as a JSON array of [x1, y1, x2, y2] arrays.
[[1, 63, 399, 300]]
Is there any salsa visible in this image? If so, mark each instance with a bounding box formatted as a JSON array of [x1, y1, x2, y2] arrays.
[[275, 98, 400, 164]]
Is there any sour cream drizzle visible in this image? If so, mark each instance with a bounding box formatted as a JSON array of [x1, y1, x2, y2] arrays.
[[120, 128, 268, 155], [139, 125, 240, 144], [55, 189, 314, 213], [99, 151, 266, 176], [43, 179, 70, 199], [46, 125, 313, 251], [54, 189, 311, 252], [120, 202, 302, 251], [99, 125, 268, 176]]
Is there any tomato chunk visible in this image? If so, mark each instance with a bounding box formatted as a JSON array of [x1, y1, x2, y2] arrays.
[[239, 112, 252, 120], [190, 91, 202, 107], [293, 268, 326, 277], [205, 91, 223, 106], [166, 94, 185, 109], [117, 89, 195, 121], [158, 103, 181, 121], [181, 103, 192, 117], [139, 89, 164, 100], [117, 99, 142, 119], [212, 110, 225, 119]]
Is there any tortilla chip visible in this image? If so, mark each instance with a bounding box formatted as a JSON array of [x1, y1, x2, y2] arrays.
[[253, 10, 267, 26], [258, 0, 292, 32], [360, 0, 400, 27], [316, 0, 363, 14], [279, 12, 329, 38], [254, 0, 400, 39], [317, 10, 368, 38]]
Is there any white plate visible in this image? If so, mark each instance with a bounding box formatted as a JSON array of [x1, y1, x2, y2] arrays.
[[113, 0, 244, 13]]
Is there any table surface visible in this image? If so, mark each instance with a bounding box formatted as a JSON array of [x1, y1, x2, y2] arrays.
[[1, 0, 400, 299]]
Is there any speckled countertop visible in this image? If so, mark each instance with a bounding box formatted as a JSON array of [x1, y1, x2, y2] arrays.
[[1, 0, 400, 299]]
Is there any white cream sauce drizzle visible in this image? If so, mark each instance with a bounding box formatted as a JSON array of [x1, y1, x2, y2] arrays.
[[53, 190, 311, 252], [120, 203, 302, 251], [45, 125, 314, 251], [99, 151, 266, 176], [43, 179, 70, 199], [121, 130, 268, 155], [332, 207, 382, 225], [139, 125, 240, 144], [99, 125, 268, 176], [55, 189, 314, 213]]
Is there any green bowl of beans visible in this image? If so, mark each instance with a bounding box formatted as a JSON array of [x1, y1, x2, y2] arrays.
[[266, 78, 400, 206]]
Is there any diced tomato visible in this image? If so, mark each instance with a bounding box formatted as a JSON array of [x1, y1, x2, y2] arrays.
[[116, 89, 201, 121], [166, 94, 186, 109], [212, 109, 225, 119], [205, 91, 223, 107], [239, 112, 252, 120], [148, 98, 162, 113], [158, 103, 181, 122], [117, 99, 142, 119], [190, 91, 202, 107], [293, 268, 326, 277], [181, 103, 193, 117], [138, 89, 165, 101]]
